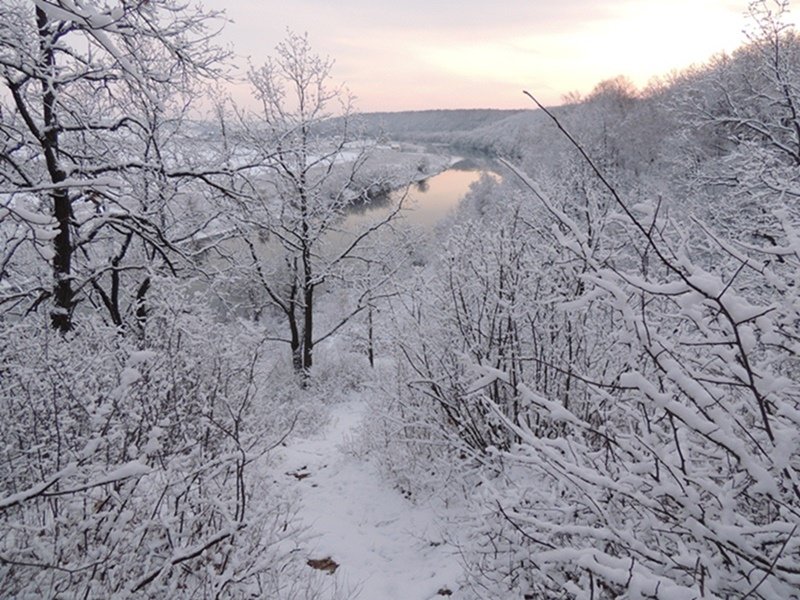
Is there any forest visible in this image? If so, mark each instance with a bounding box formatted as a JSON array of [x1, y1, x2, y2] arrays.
[[1, 0, 799, 598]]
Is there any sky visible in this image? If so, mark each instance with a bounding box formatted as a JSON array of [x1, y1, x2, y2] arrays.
[[203, 0, 751, 112]]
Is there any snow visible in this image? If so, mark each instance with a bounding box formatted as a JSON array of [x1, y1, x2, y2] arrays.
[[119, 367, 141, 387], [5, 204, 54, 226], [0, 463, 78, 509], [127, 350, 157, 366], [271, 400, 463, 599], [96, 461, 151, 485]]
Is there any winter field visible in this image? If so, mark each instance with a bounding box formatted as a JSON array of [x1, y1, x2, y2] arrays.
[[2, 1, 800, 598]]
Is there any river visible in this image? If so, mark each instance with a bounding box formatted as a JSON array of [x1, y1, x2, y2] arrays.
[[197, 157, 497, 318], [341, 158, 499, 235]]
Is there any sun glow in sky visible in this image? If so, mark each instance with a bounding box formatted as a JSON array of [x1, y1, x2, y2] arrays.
[[205, 0, 751, 111]]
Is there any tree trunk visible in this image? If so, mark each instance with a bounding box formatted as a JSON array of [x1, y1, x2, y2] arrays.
[[302, 282, 313, 374], [367, 304, 374, 368], [36, 7, 73, 331], [135, 276, 151, 336], [300, 191, 313, 376], [288, 303, 303, 373], [51, 186, 73, 332]]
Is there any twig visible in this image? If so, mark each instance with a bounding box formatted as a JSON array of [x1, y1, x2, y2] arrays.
[[740, 525, 797, 599]]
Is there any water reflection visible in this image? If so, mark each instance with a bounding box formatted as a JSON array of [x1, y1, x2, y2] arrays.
[[342, 165, 498, 233]]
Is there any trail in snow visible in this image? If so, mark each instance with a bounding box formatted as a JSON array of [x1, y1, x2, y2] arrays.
[[274, 400, 463, 600]]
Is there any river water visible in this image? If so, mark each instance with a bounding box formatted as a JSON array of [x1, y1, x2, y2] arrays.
[[341, 158, 498, 235]]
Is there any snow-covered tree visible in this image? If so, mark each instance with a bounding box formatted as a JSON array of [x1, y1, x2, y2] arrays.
[[0, 0, 229, 331], [667, 0, 800, 242], [461, 149, 800, 597], [235, 32, 403, 375], [0, 5, 334, 597]]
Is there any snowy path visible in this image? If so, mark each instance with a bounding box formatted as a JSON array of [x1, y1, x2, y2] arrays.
[[274, 400, 463, 599]]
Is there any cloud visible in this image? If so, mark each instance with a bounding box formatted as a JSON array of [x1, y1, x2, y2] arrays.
[[203, 0, 748, 111], [296, 0, 629, 34]]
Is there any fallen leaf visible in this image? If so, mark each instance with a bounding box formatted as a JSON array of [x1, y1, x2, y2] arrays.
[[307, 556, 339, 574], [437, 588, 453, 596]]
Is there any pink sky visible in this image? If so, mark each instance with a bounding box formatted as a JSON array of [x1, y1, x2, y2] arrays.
[[204, 0, 751, 111]]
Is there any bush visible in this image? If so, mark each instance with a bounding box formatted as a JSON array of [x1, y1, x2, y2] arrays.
[[0, 284, 316, 598]]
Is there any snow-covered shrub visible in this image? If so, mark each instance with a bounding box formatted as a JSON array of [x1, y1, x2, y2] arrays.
[[457, 190, 800, 598], [358, 345, 472, 502], [0, 284, 314, 598], [383, 173, 616, 449], [309, 343, 373, 401], [380, 57, 800, 595], [363, 174, 616, 511], [454, 7, 800, 594]]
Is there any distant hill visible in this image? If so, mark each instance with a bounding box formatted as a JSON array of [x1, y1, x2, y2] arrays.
[[352, 109, 530, 141]]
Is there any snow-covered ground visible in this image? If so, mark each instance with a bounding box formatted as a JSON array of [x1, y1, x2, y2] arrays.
[[272, 400, 463, 600]]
